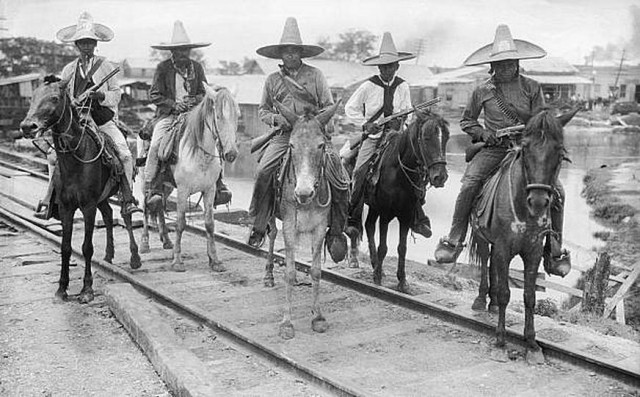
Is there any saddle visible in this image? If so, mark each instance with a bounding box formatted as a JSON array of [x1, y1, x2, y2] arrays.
[[157, 114, 189, 164]]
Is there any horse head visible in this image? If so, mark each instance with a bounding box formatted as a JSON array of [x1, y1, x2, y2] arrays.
[[415, 111, 449, 188], [521, 108, 576, 217], [276, 100, 339, 205], [204, 83, 239, 163], [20, 75, 70, 139]]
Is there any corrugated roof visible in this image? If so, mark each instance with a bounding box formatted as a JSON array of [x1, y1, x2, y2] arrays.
[[0, 73, 42, 86], [524, 74, 593, 85], [520, 57, 578, 74], [424, 65, 488, 86]]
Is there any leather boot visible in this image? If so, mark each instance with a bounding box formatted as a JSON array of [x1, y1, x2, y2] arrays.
[[214, 176, 232, 206], [434, 183, 476, 263], [434, 236, 464, 264], [411, 203, 432, 238]]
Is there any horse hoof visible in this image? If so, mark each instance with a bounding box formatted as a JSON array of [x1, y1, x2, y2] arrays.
[[488, 304, 499, 314], [373, 275, 382, 285], [171, 262, 186, 272], [489, 348, 509, 363], [139, 243, 150, 254], [209, 261, 226, 272], [54, 290, 68, 302], [472, 297, 487, 311], [264, 276, 275, 288], [163, 241, 174, 250], [78, 291, 94, 304], [526, 348, 545, 365], [103, 256, 113, 264], [312, 316, 329, 333], [348, 257, 359, 268], [279, 321, 295, 340], [397, 282, 410, 294], [130, 255, 142, 270]]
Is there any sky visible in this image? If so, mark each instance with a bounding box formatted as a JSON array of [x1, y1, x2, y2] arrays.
[[2, 0, 638, 68]]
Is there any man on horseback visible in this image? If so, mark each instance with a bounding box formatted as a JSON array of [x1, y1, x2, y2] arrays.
[[247, 17, 349, 261], [343, 32, 432, 240], [434, 25, 571, 277], [35, 12, 141, 218], [144, 20, 231, 207]]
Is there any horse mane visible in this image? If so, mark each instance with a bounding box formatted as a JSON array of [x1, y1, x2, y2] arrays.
[[380, 112, 450, 165], [522, 109, 563, 144]]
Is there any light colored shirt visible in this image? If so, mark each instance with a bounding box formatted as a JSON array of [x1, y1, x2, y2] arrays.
[[344, 76, 412, 139], [61, 56, 121, 117], [259, 62, 334, 127]]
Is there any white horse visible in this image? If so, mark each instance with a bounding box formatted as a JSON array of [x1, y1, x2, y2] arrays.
[[263, 102, 340, 339], [140, 83, 239, 272]]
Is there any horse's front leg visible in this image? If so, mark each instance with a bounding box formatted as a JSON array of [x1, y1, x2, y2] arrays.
[[374, 216, 391, 285], [472, 239, 491, 311], [78, 205, 97, 304], [56, 205, 75, 301], [523, 249, 545, 364], [492, 248, 511, 348], [347, 228, 360, 268], [397, 218, 410, 293], [204, 189, 224, 272], [157, 206, 173, 250], [365, 209, 379, 279], [279, 214, 297, 340], [264, 217, 278, 287], [139, 178, 151, 254], [171, 187, 189, 272], [97, 201, 114, 263], [310, 222, 328, 334], [120, 207, 141, 270]]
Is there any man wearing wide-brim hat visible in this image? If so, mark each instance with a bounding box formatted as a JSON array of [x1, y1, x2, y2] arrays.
[[343, 32, 432, 244], [247, 17, 349, 263], [144, 20, 231, 208], [35, 11, 141, 219], [434, 24, 571, 278]]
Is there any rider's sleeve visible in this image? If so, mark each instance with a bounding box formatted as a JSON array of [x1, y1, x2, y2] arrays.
[[258, 75, 277, 127], [99, 61, 121, 109], [460, 88, 485, 138], [396, 82, 413, 123], [344, 82, 367, 127], [192, 61, 208, 104], [315, 70, 334, 110], [150, 61, 176, 114]]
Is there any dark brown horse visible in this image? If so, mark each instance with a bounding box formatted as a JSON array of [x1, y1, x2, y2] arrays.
[[467, 109, 577, 363], [20, 77, 140, 303], [348, 112, 449, 292]]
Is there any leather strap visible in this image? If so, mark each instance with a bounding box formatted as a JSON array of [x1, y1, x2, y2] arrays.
[[76, 58, 104, 97]]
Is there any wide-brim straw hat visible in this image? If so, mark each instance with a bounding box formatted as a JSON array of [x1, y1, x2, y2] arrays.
[[56, 12, 114, 43], [463, 24, 546, 66], [362, 32, 415, 66], [151, 20, 211, 50], [256, 17, 324, 59]]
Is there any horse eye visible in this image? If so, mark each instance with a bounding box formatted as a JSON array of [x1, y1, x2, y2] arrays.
[[317, 142, 325, 149]]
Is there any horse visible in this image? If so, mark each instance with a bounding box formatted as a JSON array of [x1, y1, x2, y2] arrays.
[[466, 108, 578, 362], [140, 83, 239, 273], [347, 112, 449, 293], [19, 76, 141, 303], [261, 101, 341, 340]]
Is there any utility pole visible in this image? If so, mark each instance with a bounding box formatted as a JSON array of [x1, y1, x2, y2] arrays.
[[612, 49, 625, 100], [0, 0, 8, 39]]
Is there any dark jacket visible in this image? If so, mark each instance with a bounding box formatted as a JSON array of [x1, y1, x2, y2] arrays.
[[149, 58, 208, 119]]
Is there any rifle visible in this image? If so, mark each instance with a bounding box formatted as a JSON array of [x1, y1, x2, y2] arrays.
[[250, 127, 279, 154], [464, 124, 526, 162], [73, 66, 120, 107], [349, 97, 442, 150]]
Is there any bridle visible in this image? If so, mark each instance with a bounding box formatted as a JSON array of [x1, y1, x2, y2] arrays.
[[287, 139, 331, 208], [398, 117, 447, 192]]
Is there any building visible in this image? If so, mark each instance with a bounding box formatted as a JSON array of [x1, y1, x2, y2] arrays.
[[575, 60, 640, 103], [424, 65, 489, 110], [520, 57, 593, 103], [0, 72, 41, 130]]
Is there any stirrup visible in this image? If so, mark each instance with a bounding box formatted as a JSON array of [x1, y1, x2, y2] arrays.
[[434, 237, 464, 264]]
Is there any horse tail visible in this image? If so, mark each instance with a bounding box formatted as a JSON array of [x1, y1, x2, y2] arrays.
[[468, 231, 482, 268]]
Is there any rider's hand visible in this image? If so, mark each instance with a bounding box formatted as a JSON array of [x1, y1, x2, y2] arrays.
[[174, 101, 190, 113], [480, 129, 499, 146], [88, 91, 105, 102], [272, 114, 291, 130], [363, 122, 381, 135]]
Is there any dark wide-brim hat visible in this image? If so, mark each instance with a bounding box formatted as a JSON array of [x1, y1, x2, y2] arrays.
[[151, 20, 211, 50], [256, 17, 324, 59], [56, 12, 114, 43], [463, 24, 546, 66], [362, 32, 415, 66]]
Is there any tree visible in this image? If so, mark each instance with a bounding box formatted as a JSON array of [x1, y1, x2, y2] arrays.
[[149, 48, 208, 70], [316, 30, 378, 62], [0, 37, 77, 77], [218, 60, 242, 75]]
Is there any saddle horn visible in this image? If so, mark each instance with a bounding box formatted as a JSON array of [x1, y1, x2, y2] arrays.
[[315, 99, 342, 127]]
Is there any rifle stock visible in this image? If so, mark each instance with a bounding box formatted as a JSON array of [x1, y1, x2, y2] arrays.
[[250, 128, 279, 154]]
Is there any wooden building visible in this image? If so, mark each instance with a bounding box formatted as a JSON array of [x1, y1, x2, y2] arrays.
[[0, 73, 41, 130]]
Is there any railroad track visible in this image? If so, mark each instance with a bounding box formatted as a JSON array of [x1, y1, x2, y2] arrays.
[[1, 147, 638, 395]]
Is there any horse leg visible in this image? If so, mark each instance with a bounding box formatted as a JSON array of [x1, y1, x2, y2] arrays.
[[264, 218, 278, 287], [120, 208, 141, 270], [98, 201, 114, 263], [348, 230, 360, 268], [523, 252, 544, 364], [78, 206, 97, 304], [171, 187, 188, 272], [158, 209, 173, 250], [488, 248, 499, 314], [397, 219, 410, 293], [492, 249, 511, 348], [375, 216, 390, 285], [472, 240, 491, 311], [204, 189, 224, 272], [139, 180, 151, 254], [310, 224, 328, 334], [365, 209, 379, 281], [56, 206, 74, 301], [279, 218, 297, 340]]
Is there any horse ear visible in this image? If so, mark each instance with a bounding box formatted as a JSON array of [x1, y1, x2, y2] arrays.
[[274, 100, 298, 126], [556, 106, 581, 127], [315, 99, 342, 127]]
